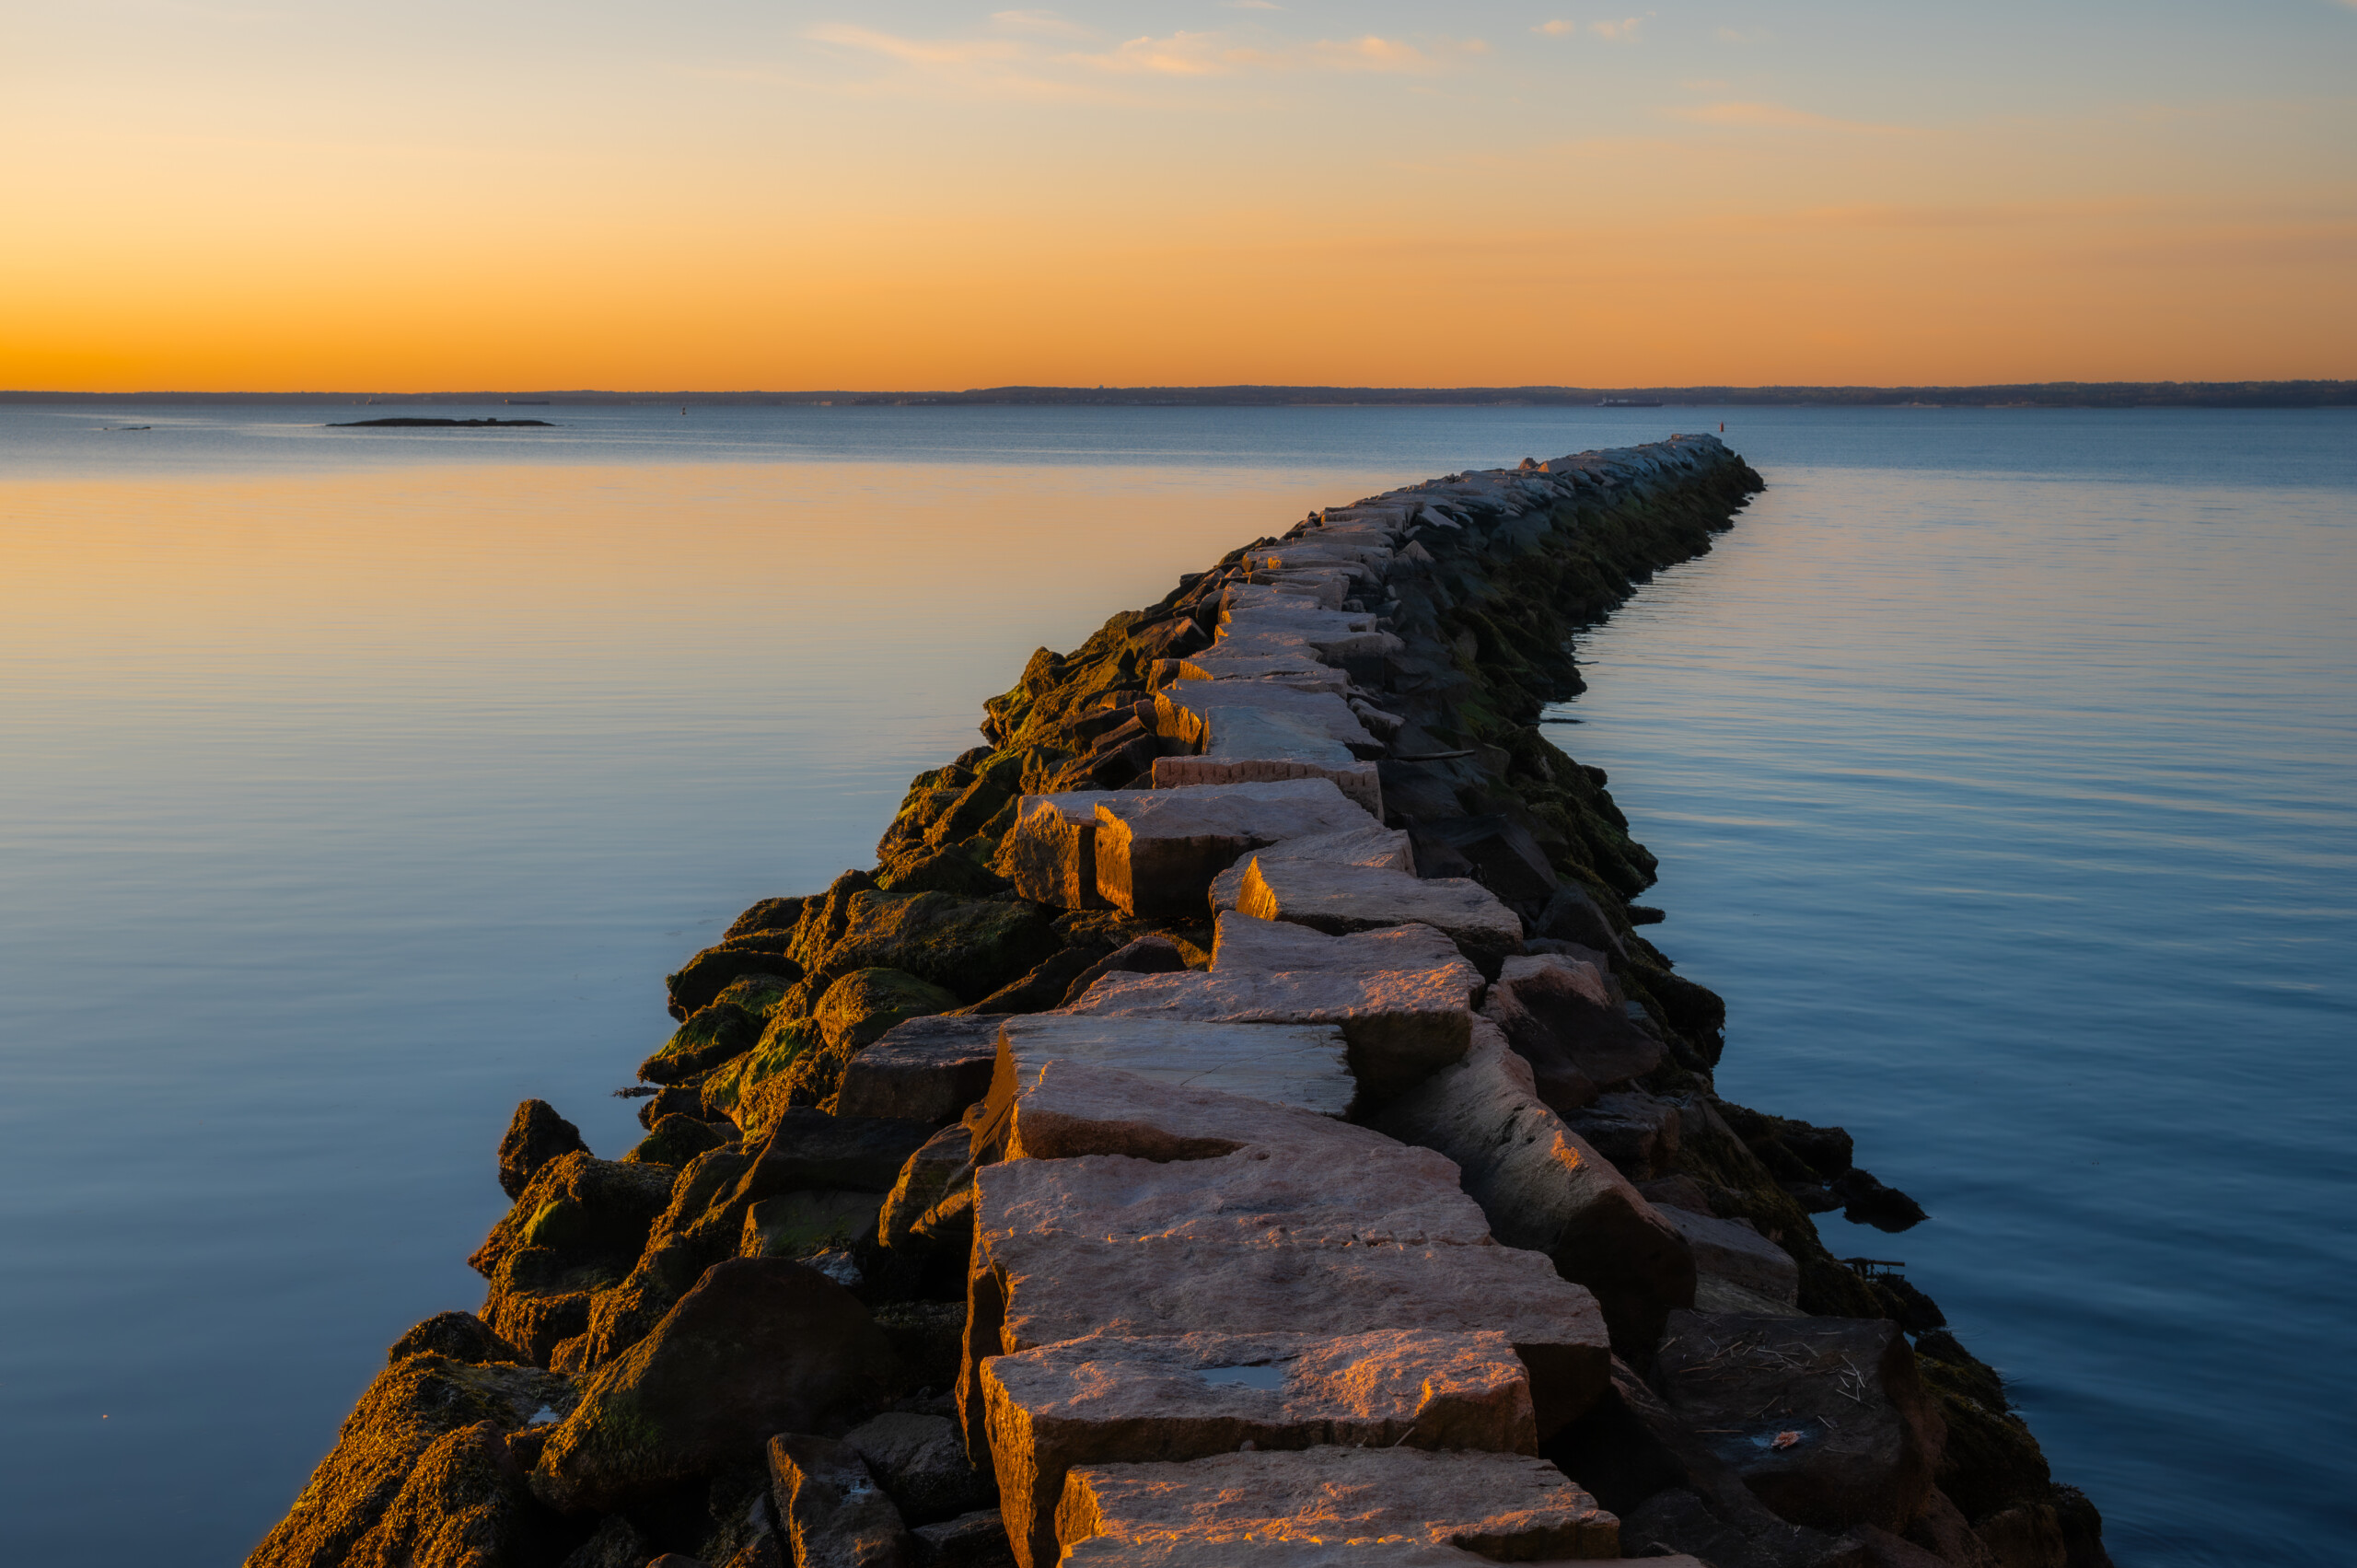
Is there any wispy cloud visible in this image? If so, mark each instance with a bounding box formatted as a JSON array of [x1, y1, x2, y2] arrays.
[[1675, 100, 1911, 134], [1713, 26, 1771, 44], [1061, 29, 1484, 77], [1534, 19, 1576, 36], [1220, 0, 1283, 8], [807, 23, 1025, 69]]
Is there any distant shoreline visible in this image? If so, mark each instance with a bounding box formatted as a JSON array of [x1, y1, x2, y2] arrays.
[[4, 381, 2352, 411]]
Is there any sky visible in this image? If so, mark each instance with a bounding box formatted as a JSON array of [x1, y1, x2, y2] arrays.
[[5, 1, 2353, 390]]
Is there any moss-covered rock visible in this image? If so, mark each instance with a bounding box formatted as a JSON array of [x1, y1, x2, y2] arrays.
[[815, 968, 960, 1053], [249, 1353, 575, 1568], [530, 1258, 894, 1516], [812, 890, 1058, 1003], [470, 1154, 679, 1365], [624, 1112, 727, 1169], [698, 1014, 826, 1126]]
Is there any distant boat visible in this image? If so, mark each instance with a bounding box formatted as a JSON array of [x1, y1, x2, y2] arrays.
[[1596, 398, 1663, 408]]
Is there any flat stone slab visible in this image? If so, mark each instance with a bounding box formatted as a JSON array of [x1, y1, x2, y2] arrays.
[[1152, 679, 1385, 816], [1089, 780, 1377, 918], [983, 1330, 1537, 1568], [977, 1144, 1489, 1255], [993, 791, 1157, 911], [1169, 651, 1350, 694], [1155, 680, 1377, 755], [1236, 858, 1523, 975], [965, 1207, 1609, 1441], [835, 1014, 1004, 1124], [1068, 917, 1477, 1100], [1209, 826, 1416, 914], [997, 1058, 1391, 1165], [1056, 1447, 1620, 1562], [990, 1016, 1357, 1130], [1369, 1023, 1695, 1355]]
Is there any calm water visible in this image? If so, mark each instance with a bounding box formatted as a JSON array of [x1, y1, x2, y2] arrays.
[[0, 403, 2349, 1564]]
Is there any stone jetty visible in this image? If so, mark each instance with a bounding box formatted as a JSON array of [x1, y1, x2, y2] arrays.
[[250, 436, 2111, 1568]]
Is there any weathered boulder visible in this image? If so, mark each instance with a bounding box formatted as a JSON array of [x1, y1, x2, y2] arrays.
[[626, 1112, 727, 1169], [499, 1100, 588, 1201], [1055, 1447, 1619, 1562], [1369, 1023, 1694, 1354], [668, 945, 805, 1024], [845, 1411, 994, 1525], [471, 1153, 679, 1365], [1065, 916, 1480, 1100], [643, 972, 798, 1084], [726, 896, 810, 941], [816, 891, 1060, 1005], [1235, 857, 1523, 977], [837, 1015, 1004, 1124], [982, 1330, 1537, 1568], [1087, 780, 1377, 917], [735, 1107, 939, 1198], [742, 1190, 888, 1259], [769, 1434, 915, 1568], [700, 1012, 827, 1132], [1659, 1208, 1798, 1308], [1652, 1312, 1943, 1533], [532, 1259, 895, 1514], [990, 1016, 1357, 1130], [341, 1420, 562, 1568], [995, 1058, 1381, 1165], [388, 1311, 523, 1367], [818, 969, 963, 1054], [249, 1353, 575, 1568], [1480, 956, 1662, 1114]]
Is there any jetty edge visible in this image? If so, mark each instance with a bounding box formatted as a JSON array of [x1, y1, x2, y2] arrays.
[[250, 434, 2110, 1568]]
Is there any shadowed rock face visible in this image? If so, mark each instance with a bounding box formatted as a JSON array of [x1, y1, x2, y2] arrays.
[[531, 1258, 895, 1515], [1652, 1312, 1943, 1536], [1054, 1446, 1620, 1563], [1370, 1023, 1696, 1356], [983, 1330, 1537, 1568]]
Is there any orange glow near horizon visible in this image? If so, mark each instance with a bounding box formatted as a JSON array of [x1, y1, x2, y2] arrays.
[[5, 4, 2351, 392]]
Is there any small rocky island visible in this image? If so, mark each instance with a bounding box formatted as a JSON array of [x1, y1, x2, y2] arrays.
[[250, 436, 2109, 1568], [326, 417, 554, 427]]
